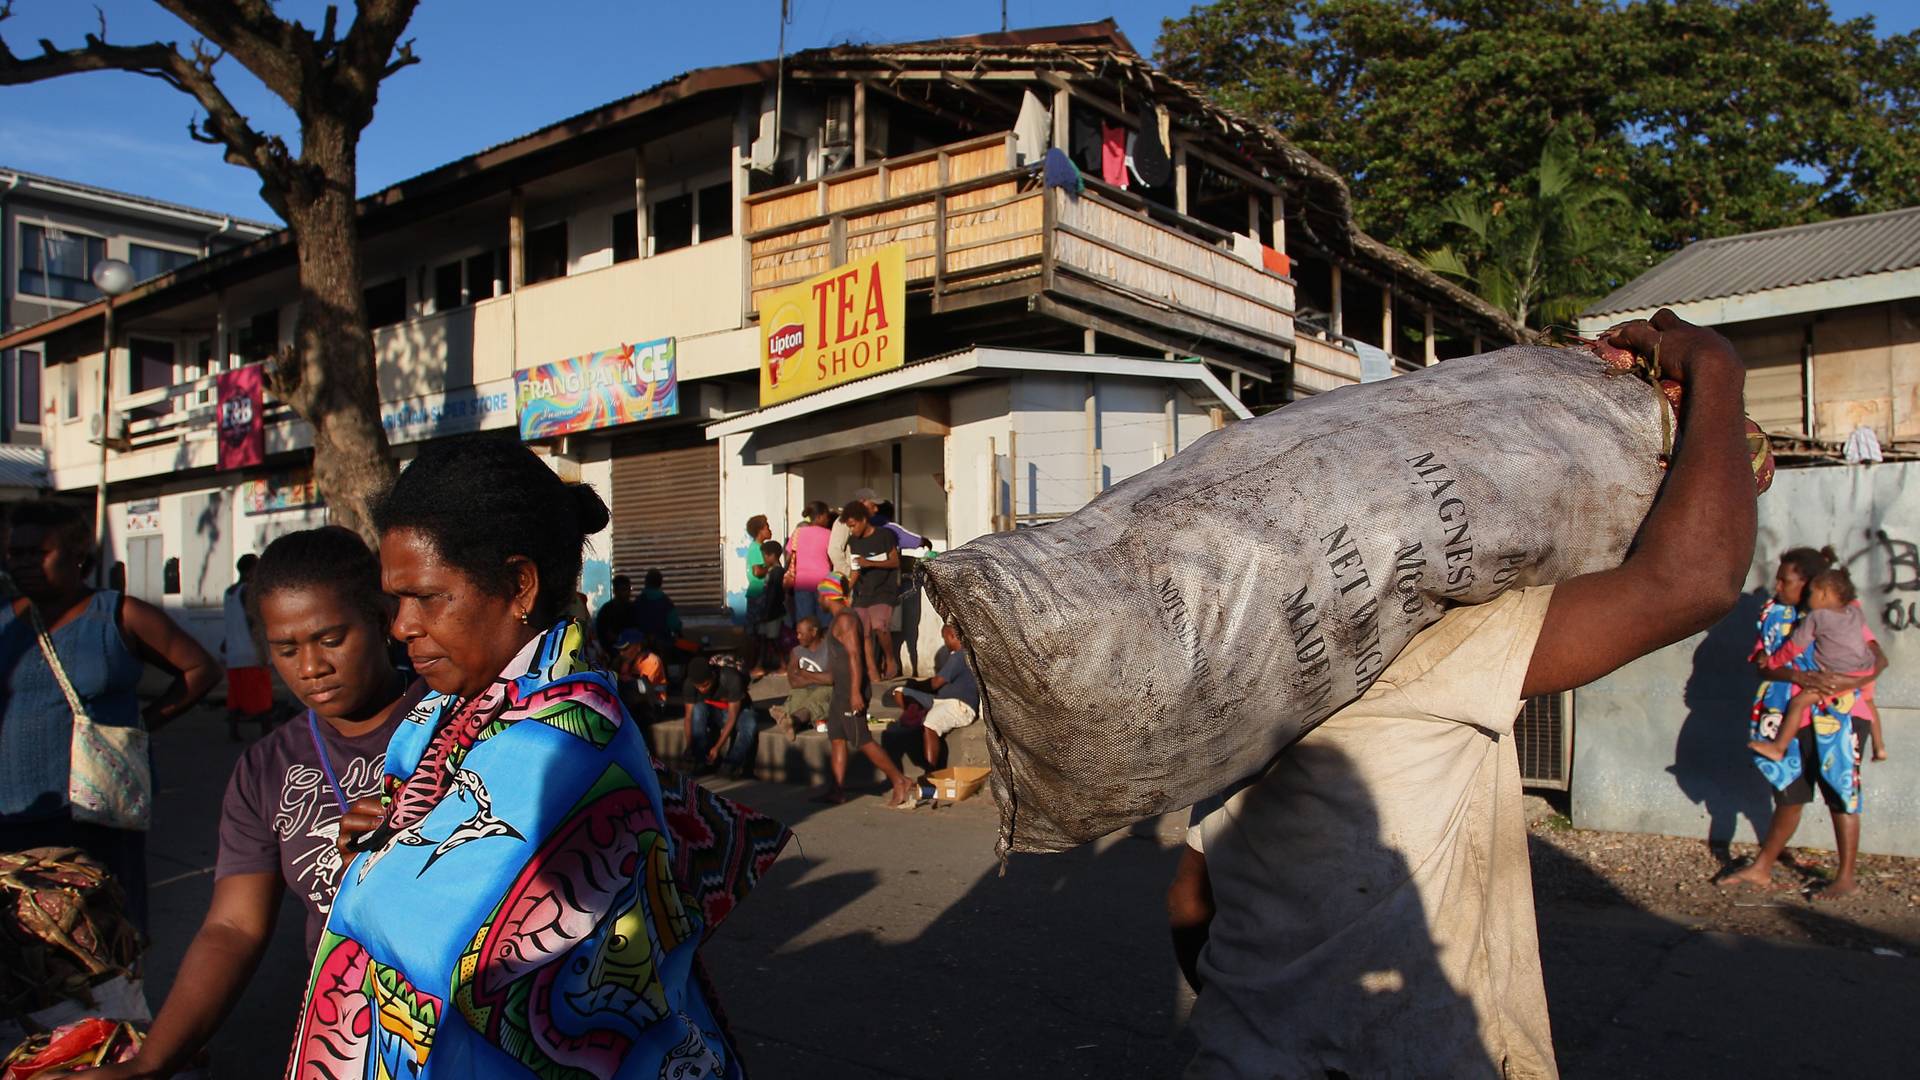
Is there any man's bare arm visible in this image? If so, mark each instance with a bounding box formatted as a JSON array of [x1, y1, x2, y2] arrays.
[[1523, 310, 1757, 698]]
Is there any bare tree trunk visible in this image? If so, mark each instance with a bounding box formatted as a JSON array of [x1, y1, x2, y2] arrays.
[[277, 118, 395, 543]]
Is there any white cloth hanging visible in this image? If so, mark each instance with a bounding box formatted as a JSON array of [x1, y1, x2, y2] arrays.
[[1013, 90, 1051, 165], [1843, 424, 1883, 464]]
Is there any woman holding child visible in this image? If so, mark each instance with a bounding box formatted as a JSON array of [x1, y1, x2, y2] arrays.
[[1721, 545, 1888, 899]]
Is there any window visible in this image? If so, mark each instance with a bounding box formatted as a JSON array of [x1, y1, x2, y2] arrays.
[[364, 278, 407, 328], [163, 556, 181, 595], [128, 243, 195, 283], [19, 224, 106, 301], [63, 362, 79, 420], [525, 223, 568, 284], [697, 182, 733, 242], [612, 209, 640, 263], [129, 338, 175, 421], [235, 309, 279, 364], [653, 194, 693, 254], [467, 251, 498, 301], [433, 261, 464, 312], [129, 338, 175, 393], [16, 350, 41, 427]]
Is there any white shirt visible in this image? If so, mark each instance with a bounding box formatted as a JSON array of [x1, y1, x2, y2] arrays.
[[1186, 586, 1557, 1080]]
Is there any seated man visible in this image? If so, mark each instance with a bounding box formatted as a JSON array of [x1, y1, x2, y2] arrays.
[[890, 623, 978, 771], [770, 616, 833, 739], [683, 654, 761, 779], [635, 568, 685, 652]]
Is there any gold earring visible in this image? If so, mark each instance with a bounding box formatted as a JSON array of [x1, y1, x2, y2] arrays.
[[520, 610, 534, 625]]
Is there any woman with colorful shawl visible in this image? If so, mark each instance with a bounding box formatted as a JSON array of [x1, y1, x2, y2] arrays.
[[286, 435, 787, 1079], [1721, 546, 1886, 898]]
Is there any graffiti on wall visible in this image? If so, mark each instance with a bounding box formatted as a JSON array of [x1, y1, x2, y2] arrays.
[[1867, 529, 1920, 631]]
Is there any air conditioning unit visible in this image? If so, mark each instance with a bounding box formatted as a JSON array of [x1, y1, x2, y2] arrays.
[[89, 411, 130, 449]]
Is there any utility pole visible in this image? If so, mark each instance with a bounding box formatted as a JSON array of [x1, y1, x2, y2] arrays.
[[1002, 1, 1008, 32]]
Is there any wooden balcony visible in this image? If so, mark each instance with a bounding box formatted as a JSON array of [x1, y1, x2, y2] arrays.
[[1291, 333, 1363, 394], [744, 132, 1295, 370]]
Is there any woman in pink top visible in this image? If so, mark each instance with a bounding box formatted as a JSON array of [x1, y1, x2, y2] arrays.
[[788, 501, 835, 626]]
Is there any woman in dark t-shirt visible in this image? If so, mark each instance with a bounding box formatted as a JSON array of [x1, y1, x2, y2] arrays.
[[88, 527, 420, 1080]]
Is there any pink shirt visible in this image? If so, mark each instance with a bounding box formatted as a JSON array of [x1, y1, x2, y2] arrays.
[[789, 524, 833, 591]]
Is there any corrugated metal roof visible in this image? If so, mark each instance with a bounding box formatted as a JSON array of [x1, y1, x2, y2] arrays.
[[0, 444, 49, 492], [1585, 205, 1920, 317]]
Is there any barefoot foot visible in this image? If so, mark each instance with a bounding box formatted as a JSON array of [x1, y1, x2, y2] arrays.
[[1717, 864, 1790, 891], [1813, 878, 1860, 901]]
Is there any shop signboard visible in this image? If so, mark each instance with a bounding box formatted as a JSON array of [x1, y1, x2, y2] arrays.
[[515, 338, 678, 439], [759, 245, 905, 407], [380, 379, 516, 446], [125, 499, 161, 535], [241, 469, 324, 515]]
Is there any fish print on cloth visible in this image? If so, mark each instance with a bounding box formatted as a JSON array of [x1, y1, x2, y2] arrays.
[[452, 762, 692, 1076], [1749, 600, 1861, 812], [289, 620, 783, 1079]]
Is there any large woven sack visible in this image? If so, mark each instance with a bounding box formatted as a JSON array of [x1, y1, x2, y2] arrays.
[[922, 345, 1680, 855], [0, 848, 141, 1023]]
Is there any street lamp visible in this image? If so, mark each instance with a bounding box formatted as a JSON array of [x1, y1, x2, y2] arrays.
[[91, 258, 134, 588]]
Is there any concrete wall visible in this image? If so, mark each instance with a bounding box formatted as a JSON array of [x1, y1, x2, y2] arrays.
[[1571, 460, 1920, 855]]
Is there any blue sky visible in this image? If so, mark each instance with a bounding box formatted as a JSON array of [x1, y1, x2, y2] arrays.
[[2, 1, 1914, 222]]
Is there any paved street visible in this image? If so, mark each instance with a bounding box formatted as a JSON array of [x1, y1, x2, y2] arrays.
[[141, 708, 1920, 1077]]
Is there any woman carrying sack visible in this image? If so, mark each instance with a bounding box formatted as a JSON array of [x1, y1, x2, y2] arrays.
[[0, 502, 219, 930]]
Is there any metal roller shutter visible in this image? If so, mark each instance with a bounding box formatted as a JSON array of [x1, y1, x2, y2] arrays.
[[1515, 691, 1573, 790], [611, 443, 723, 611]]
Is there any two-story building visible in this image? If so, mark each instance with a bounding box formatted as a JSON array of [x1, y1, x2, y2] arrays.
[[0, 168, 272, 497], [0, 21, 1520, 661]]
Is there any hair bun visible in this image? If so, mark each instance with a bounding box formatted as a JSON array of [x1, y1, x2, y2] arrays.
[[1819, 545, 1839, 564], [568, 483, 611, 535]]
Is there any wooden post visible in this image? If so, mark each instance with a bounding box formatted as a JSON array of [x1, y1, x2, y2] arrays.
[[1164, 388, 1177, 456], [633, 150, 650, 258], [987, 436, 1001, 532], [1381, 285, 1394, 355], [1230, 370, 1243, 399], [853, 82, 867, 168], [1007, 429, 1020, 526], [1330, 263, 1344, 336], [1424, 308, 1437, 366], [508, 189, 526, 289], [1174, 142, 1189, 215], [1472, 333, 1483, 354], [1052, 86, 1070, 151], [1083, 328, 1096, 353], [1085, 377, 1100, 499], [1247, 193, 1261, 240], [1270, 192, 1286, 252]]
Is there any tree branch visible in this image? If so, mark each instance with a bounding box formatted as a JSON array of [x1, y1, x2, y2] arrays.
[[0, 16, 293, 219]]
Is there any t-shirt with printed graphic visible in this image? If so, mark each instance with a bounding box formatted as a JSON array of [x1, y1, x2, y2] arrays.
[[215, 682, 424, 956]]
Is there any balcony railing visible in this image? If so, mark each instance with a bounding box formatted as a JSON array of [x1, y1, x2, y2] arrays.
[[744, 132, 1295, 361]]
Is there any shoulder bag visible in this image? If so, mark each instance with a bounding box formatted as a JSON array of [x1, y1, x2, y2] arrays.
[[27, 602, 151, 832]]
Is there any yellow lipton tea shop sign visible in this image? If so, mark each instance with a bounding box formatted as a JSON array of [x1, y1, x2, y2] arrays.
[[759, 246, 905, 407]]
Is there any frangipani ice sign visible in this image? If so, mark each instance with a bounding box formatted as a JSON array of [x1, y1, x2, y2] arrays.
[[515, 338, 678, 439]]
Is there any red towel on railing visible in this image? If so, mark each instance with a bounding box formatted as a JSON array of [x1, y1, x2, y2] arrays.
[[1262, 246, 1291, 277], [1101, 123, 1128, 189]]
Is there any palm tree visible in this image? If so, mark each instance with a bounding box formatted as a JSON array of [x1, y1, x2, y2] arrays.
[[1422, 132, 1636, 332]]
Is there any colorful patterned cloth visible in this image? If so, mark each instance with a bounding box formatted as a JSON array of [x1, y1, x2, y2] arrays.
[[1748, 600, 1861, 813], [286, 621, 789, 1079]]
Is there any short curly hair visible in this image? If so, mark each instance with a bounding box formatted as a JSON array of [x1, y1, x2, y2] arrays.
[[372, 433, 610, 624], [248, 526, 387, 630]]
